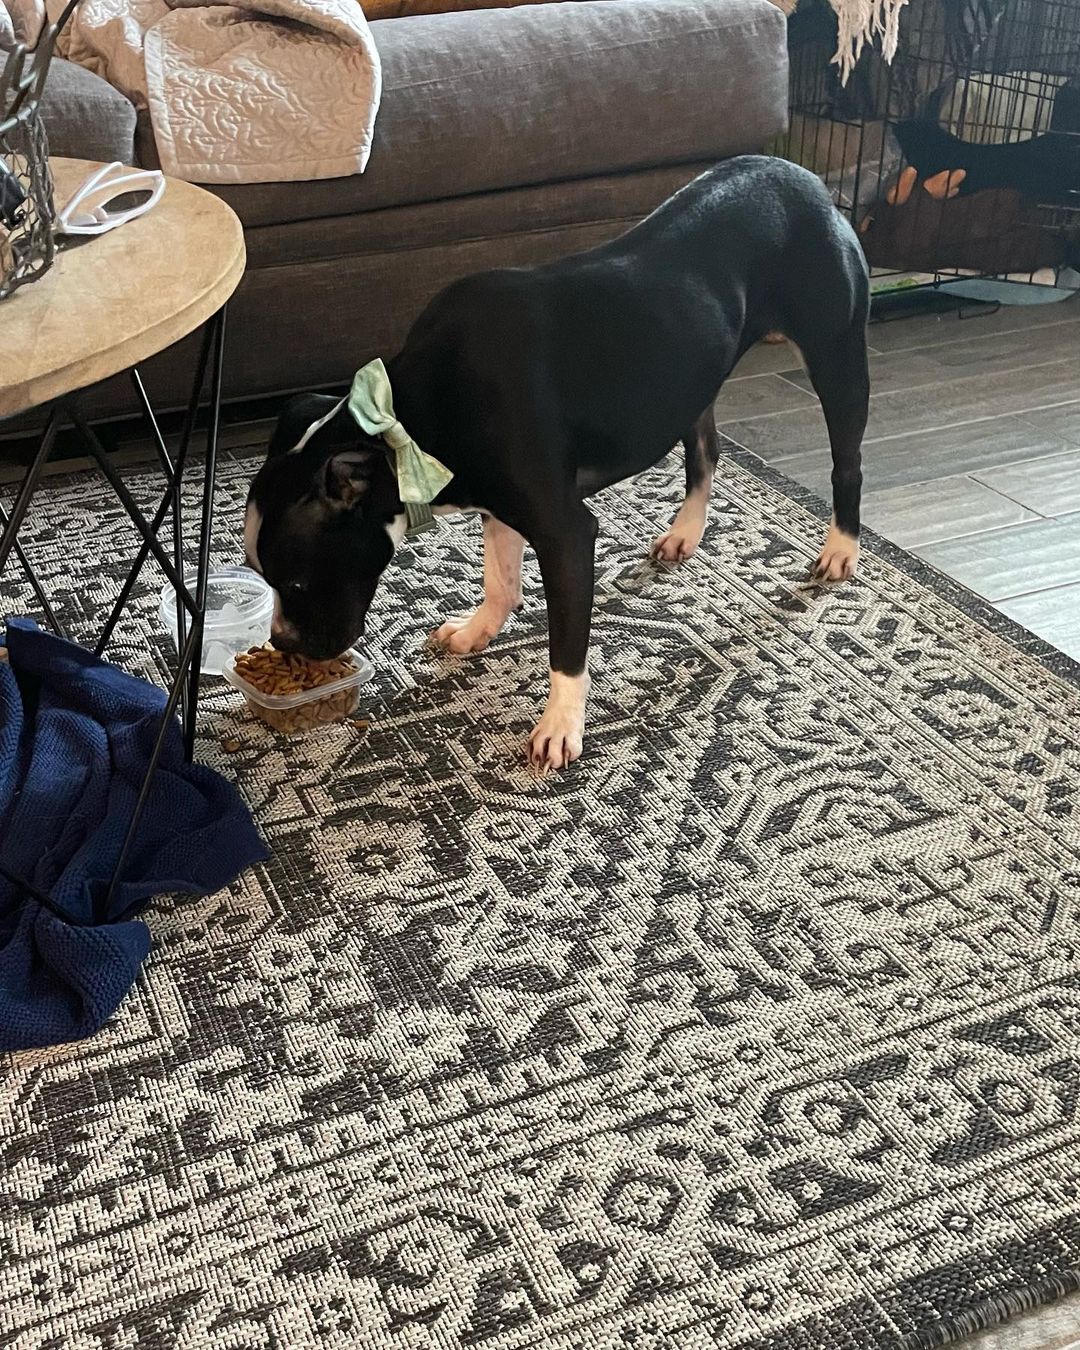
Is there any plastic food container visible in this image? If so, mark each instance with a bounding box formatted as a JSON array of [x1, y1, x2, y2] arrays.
[[160, 567, 274, 677], [222, 646, 374, 733]]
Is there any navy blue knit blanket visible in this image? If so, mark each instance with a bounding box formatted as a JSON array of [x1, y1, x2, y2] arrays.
[[0, 618, 267, 1051]]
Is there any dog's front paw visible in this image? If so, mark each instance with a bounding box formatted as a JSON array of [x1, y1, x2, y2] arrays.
[[528, 707, 585, 773], [430, 606, 503, 655], [650, 528, 701, 564], [812, 519, 860, 582], [528, 673, 589, 774]]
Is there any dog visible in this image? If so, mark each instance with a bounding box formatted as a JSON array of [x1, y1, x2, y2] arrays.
[[245, 156, 870, 771]]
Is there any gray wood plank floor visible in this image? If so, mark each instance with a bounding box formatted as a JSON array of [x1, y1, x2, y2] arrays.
[[723, 296, 1080, 1350], [720, 292, 1080, 664]]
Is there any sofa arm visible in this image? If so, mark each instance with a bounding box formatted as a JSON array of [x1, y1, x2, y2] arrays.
[[39, 58, 138, 166]]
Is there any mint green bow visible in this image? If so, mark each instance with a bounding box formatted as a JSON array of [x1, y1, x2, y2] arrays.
[[348, 359, 454, 506]]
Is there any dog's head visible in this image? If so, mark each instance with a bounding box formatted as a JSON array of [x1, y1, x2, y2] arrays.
[[245, 394, 404, 659]]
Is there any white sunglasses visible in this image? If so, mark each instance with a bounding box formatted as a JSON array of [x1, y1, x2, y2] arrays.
[[57, 161, 165, 237]]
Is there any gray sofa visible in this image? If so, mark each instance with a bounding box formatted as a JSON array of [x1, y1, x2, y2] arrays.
[[39, 0, 789, 421]]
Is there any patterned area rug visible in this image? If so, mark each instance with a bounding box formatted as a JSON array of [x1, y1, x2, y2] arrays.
[[3, 447, 1080, 1350]]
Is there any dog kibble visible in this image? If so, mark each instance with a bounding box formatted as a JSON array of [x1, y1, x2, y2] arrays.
[[233, 644, 361, 734]]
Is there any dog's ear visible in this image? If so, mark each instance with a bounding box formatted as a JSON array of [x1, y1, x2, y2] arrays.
[[268, 394, 346, 459], [322, 449, 379, 508]]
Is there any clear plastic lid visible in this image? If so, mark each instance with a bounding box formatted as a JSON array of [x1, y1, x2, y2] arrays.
[[160, 567, 274, 677]]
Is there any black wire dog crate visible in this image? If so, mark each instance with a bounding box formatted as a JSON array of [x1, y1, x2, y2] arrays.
[[779, 0, 1080, 293]]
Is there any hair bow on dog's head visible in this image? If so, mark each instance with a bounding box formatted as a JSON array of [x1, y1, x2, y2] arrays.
[[348, 359, 453, 509]]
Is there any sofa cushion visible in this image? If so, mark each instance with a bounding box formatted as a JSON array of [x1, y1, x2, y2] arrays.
[[40, 58, 138, 166], [212, 0, 787, 229], [242, 159, 712, 268]]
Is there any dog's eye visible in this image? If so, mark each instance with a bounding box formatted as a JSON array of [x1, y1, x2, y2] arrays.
[[281, 581, 308, 601]]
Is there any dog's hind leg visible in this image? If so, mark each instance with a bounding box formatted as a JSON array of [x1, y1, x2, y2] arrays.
[[431, 515, 525, 654], [650, 408, 722, 563], [802, 323, 869, 582]]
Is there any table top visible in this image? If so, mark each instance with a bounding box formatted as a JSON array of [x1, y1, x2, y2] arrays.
[[0, 159, 245, 419]]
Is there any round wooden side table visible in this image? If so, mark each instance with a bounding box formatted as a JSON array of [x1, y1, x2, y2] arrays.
[[0, 159, 245, 915]]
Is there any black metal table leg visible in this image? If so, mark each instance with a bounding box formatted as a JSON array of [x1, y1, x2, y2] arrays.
[[0, 403, 62, 576], [2, 305, 227, 751], [100, 618, 206, 915], [184, 305, 226, 759], [94, 328, 214, 641], [0, 499, 66, 636], [0, 303, 229, 920]]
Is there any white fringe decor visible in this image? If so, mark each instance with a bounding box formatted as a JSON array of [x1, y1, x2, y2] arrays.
[[829, 0, 909, 82]]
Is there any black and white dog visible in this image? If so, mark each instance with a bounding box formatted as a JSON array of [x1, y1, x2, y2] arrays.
[[245, 157, 870, 770]]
